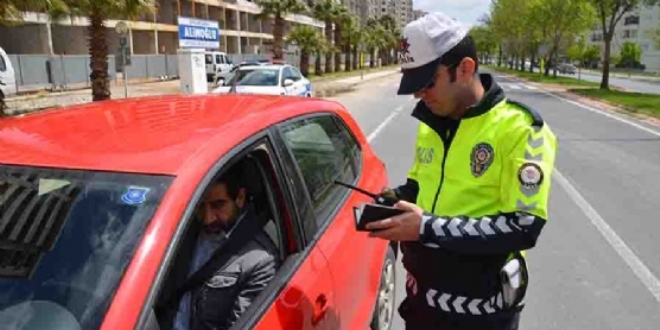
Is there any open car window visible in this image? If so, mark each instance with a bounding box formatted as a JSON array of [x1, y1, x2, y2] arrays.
[[0, 165, 172, 330]]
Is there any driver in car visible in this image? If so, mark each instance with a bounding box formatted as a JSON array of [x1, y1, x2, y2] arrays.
[[173, 165, 280, 330]]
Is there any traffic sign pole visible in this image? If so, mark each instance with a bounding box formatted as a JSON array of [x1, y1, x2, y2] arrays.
[[116, 22, 131, 98]]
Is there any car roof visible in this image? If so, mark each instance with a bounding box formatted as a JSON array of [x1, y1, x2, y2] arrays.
[[0, 94, 349, 176], [238, 64, 286, 71]]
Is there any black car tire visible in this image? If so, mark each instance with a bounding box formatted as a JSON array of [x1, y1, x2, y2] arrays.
[[370, 245, 396, 330]]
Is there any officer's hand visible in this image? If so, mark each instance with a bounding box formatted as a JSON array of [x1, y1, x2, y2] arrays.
[[366, 200, 423, 241], [375, 187, 398, 206]]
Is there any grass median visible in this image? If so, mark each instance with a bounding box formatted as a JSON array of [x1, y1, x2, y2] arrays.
[[484, 65, 660, 118], [569, 89, 660, 118]]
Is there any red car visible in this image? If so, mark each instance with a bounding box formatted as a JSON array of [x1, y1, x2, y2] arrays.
[[0, 94, 397, 330]]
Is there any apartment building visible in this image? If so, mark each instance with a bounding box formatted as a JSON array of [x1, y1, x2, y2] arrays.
[[0, 0, 324, 56], [586, 4, 660, 72], [367, 0, 413, 28]]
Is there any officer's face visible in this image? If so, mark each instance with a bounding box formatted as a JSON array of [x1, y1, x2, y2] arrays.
[[414, 59, 478, 118], [197, 183, 246, 229]]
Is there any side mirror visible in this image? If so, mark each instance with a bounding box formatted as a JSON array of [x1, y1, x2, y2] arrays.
[[283, 78, 294, 87]]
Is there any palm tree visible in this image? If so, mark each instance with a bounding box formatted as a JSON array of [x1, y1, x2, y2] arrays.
[[0, 0, 66, 25], [332, 4, 350, 72], [287, 25, 321, 76], [45, 0, 155, 102], [341, 16, 361, 72], [314, 37, 331, 75], [312, 0, 340, 74], [256, 0, 308, 60]]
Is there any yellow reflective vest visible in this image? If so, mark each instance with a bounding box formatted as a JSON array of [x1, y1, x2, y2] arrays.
[[395, 74, 558, 321]]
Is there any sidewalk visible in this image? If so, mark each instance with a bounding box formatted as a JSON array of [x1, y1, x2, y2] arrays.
[[5, 68, 400, 115]]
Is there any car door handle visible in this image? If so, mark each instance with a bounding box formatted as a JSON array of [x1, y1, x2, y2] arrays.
[[311, 293, 328, 325]]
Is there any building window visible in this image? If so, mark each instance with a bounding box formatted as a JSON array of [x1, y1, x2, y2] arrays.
[[624, 15, 639, 25]]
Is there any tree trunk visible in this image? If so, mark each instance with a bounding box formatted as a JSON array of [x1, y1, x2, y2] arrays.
[[88, 10, 110, 102], [529, 53, 536, 73], [325, 23, 333, 73], [552, 49, 558, 78], [601, 39, 611, 90], [273, 15, 284, 60], [353, 49, 358, 70], [369, 49, 375, 68], [345, 46, 351, 72], [498, 44, 503, 66], [300, 51, 310, 77], [334, 25, 342, 71], [315, 54, 322, 76]]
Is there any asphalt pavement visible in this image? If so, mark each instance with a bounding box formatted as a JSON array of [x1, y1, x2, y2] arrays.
[[327, 71, 660, 330]]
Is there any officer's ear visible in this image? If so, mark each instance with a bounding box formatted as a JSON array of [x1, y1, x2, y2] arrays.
[[457, 57, 477, 81]]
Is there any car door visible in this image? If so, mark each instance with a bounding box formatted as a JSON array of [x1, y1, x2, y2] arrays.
[[281, 67, 295, 96], [288, 67, 306, 96], [272, 113, 387, 329], [138, 132, 338, 330]]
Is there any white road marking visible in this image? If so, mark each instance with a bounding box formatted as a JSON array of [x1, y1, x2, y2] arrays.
[[509, 84, 522, 90], [553, 169, 660, 304], [367, 98, 414, 142]]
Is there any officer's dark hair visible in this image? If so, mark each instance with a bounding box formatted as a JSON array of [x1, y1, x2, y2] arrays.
[[439, 34, 479, 82], [215, 163, 247, 200]]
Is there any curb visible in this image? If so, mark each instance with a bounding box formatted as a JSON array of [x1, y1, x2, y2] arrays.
[[313, 69, 400, 96]]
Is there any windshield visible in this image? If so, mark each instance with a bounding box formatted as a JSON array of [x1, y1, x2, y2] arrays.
[[223, 69, 280, 87], [205, 54, 213, 64], [0, 165, 172, 330]]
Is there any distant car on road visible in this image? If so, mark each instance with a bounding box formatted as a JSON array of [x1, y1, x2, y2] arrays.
[[212, 64, 313, 97], [0, 94, 396, 330], [558, 63, 577, 75]]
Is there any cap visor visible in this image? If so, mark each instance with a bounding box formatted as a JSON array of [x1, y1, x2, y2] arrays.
[[397, 58, 440, 95]]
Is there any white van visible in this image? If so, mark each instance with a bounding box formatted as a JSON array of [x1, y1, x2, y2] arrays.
[[0, 47, 17, 100], [205, 51, 233, 83]]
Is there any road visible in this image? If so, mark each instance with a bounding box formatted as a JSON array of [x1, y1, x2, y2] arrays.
[[327, 71, 660, 330]]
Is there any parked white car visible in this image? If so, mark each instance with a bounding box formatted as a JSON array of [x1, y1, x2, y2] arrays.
[[205, 51, 234, 82], [212, 64, 313, 97], [0, 46, 17, 100]]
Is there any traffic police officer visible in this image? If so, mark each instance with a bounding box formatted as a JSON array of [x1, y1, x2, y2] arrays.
[[366, 12, 558, 330]]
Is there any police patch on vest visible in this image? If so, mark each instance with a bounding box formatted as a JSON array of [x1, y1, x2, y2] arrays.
[[416, 146, 434, 165], [518, 162, 544, 190], [470, 143, 494, 177]]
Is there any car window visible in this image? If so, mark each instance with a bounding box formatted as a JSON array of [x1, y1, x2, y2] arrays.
[[282, 67, 294, 81], [216, 55, 221, 64], [278, 115, 358, 229], [290, 67, 302, 80], [0, 55, 6, 72], [0, 165, 172, 330], [223, 69, 280, 87], [205, 54, 213, 65]]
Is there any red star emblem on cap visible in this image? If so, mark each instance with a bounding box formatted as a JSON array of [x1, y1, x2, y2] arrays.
[[400, 38, 410, 53]]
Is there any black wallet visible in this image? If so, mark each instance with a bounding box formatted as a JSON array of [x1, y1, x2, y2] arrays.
[[354, 203, 407, 231]]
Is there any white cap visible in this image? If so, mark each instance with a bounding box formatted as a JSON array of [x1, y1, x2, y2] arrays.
[[398, 12, 470, 95]]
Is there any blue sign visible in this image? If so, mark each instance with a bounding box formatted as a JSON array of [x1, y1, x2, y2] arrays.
[[178, 16, 220, 49]]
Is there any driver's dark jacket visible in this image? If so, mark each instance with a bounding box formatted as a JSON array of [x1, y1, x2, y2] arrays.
[[190, 228, 279, 330]]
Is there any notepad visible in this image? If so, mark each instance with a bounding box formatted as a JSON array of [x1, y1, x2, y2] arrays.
[[354, 203, 406, 232]]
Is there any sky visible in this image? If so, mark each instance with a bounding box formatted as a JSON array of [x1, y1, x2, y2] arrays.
[[413, 0, 491, 27]]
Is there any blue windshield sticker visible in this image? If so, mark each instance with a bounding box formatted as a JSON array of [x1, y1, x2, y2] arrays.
[[121, 186, 150, 205]]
